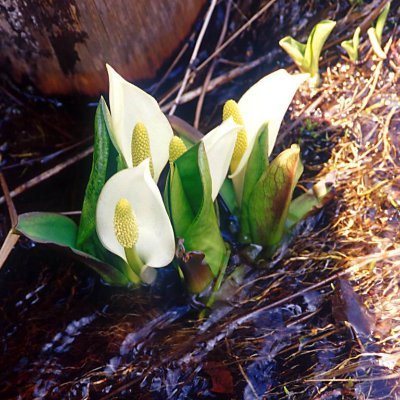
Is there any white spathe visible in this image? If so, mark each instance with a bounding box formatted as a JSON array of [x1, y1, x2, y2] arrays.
[[229, 69, 309, 205], [107, 64, 173, 182], [96, 159, 175, 268], [202, 118, 240, 201]]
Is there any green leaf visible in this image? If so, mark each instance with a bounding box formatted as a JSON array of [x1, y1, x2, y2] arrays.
[[77, 98, 111, 250], [167, 142, 227, 276], [16, 212, 130, 286], [219, 178, 238, 216], [18, 212, 77, 248], [176, 143, 204, 214], [166, 165, 195, 234], [248, 145, 303, 250], [286, 178, 332, 229], [240, 123, 269, 242]]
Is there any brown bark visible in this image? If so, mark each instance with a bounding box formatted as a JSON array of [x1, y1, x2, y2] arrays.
[[0, 0, 205, 95]]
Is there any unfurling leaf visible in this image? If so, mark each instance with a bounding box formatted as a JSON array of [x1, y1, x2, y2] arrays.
[[248, 144, 303, 251]]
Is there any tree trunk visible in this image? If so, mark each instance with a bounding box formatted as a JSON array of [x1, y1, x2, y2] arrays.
[[0, 0, 205, 95]]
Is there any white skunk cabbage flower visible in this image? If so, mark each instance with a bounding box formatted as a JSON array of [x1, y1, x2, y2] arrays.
[[202, 118, 240, 200], [96, 159, 175, 282], [223, 69, 309, 205], [107, 64, 173, 182]]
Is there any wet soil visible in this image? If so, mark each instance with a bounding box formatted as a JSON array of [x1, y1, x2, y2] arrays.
[[1, 1, 399, 399]]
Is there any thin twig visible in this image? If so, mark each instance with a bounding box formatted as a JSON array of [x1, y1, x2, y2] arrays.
[[1, 135, 92, 171], [0, 231, 20, 270], [0, 173, 20, 270], [194, 0, 232, 128], [0, 173, 17, 226], [196, 0, 277, 73], [161, 54, 270, 112], [162, 0, 278, 108], [169, 0, 218, 115], [151, 40, 191, 95], [0, 146, 93, 205], [1, 85, 74, 141], [238, 363, 260, 399], [232, 270, 349, 326]]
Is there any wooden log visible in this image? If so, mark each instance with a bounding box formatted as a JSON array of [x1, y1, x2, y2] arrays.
[[0, 0, 206, 95]]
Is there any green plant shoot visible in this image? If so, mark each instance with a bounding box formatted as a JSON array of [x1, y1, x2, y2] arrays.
[[341, 27, 361, 62], [279, 20, 336, 86], [367, 2, 390, 59], [14, 101, 136, 286], [165, 142, 227, 293]]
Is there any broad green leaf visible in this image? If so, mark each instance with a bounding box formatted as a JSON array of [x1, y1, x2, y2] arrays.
[[78, 233, 129, 277], [175, 144, 204, 214], [240, 124, 269, 241], [167, 166, 195, 234], [168, 142, 227, 276], [16, 212, 129, 285], [18, 212, 77, 248], [116, 153, 127, 171], [248, 145, 303, 249], [77, 98, 111, 249]]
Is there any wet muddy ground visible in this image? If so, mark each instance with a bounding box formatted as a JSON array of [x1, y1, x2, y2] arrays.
[[1, 1, 399, 399]]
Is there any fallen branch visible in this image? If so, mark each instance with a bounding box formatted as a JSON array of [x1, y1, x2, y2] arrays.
[[0, 146, 93, 205]]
